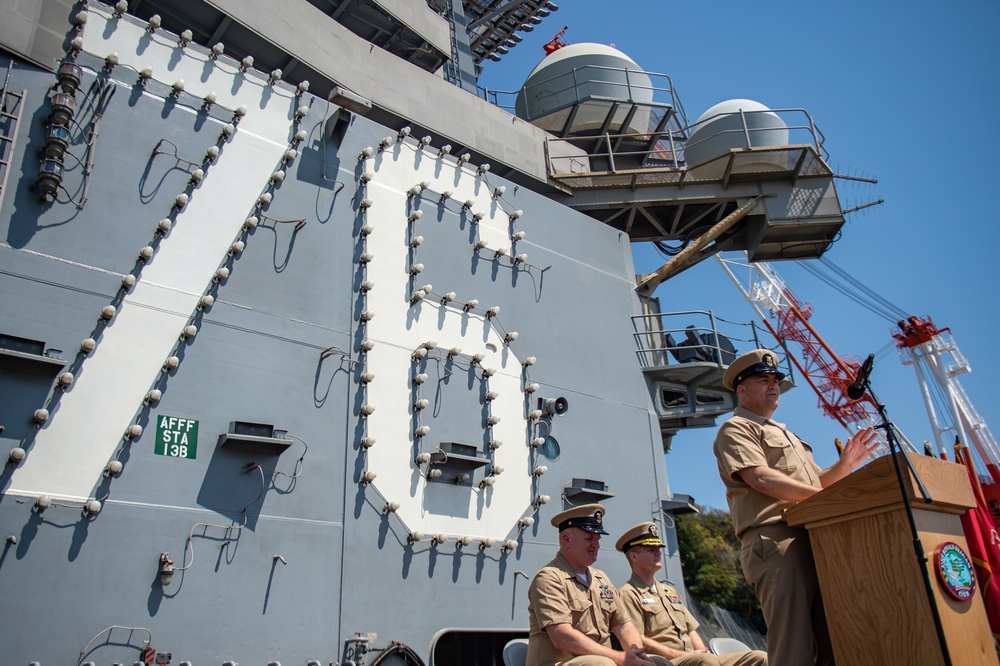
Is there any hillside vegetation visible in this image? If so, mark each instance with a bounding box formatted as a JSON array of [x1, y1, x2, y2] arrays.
[[676, 510, 765, 633]]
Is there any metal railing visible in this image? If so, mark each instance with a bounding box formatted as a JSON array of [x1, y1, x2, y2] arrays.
[[548, 123, 685, 173], [479, 86, 518, 113], [682, 106, 828, 162], [480, 63, 688, 125], [631, 309, 794, 382], [546, 106, 827, 177]]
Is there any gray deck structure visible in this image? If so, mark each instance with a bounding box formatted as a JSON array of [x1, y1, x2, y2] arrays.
[[0, 2, 846, 663]]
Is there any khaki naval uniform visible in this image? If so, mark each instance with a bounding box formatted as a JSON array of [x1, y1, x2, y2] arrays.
[[619, 575, 699, 653], [619, 575, 767, 666], [526, 553, 670, 666], [618, 574, 767, 666], [714, 406, 833, 666]]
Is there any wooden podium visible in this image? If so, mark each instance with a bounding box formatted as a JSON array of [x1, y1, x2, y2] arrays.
[[785, 452, 997, 666]]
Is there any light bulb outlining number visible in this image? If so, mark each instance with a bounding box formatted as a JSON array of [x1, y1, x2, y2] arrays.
[[355, 146, 540, 542]]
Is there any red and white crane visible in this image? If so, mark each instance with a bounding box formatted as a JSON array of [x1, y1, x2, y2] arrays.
[[893, 316, 1000, 484], [716, 252, 917, 456], [717, 252, 1000, 496]]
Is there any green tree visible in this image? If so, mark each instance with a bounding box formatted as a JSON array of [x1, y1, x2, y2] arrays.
[[676, 509, 765, 632]]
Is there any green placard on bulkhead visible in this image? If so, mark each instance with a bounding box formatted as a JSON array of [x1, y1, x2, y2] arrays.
[[154, 415, 198, 459]]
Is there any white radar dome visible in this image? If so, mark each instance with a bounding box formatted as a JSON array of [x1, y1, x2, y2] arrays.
[[684, 99, 789, 166], [515, 43, 654, 134]]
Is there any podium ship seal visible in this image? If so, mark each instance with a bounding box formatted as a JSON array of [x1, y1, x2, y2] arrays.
[[935, 541, 977, 601]]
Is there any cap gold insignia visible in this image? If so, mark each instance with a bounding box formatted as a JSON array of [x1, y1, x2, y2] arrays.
[[594, 510, 603, 524], [764, 354, 774, 367], [649, 525, 658, 538]]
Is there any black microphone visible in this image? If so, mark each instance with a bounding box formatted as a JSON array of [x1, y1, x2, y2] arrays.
[[847, 353, 875, 400]]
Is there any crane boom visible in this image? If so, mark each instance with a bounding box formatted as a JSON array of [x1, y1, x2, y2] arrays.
[[718, 252, 1000, 524], [717, 253, 916, 455]]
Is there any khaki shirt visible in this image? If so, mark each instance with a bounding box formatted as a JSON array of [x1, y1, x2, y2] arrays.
[[714, 406, 822, 537], [618, 574, 698, 652], [527, 552, 628, 666]]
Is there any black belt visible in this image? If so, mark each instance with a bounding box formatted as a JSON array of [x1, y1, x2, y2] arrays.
[[739, 522, 806, 540]]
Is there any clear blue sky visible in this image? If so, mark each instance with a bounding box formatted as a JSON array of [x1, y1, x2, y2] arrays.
[[479, 0, 1000, 511]]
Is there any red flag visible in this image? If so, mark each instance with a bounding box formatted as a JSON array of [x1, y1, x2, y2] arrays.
[[957, 446, 1000, 639]]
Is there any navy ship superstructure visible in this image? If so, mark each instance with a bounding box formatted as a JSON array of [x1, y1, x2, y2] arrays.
[[0, 2, 847, 664]]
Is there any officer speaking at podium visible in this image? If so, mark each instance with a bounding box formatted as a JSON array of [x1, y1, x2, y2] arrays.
[[713, 349, 878, 666]]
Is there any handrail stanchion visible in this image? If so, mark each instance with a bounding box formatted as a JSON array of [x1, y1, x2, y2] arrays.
[[708, 310, 724, 367], [739, 109, 752, 149]]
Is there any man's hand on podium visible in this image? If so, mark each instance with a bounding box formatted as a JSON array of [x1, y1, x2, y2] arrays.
[[841, 427, 880, 469], [819, 427, 879, 488]]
